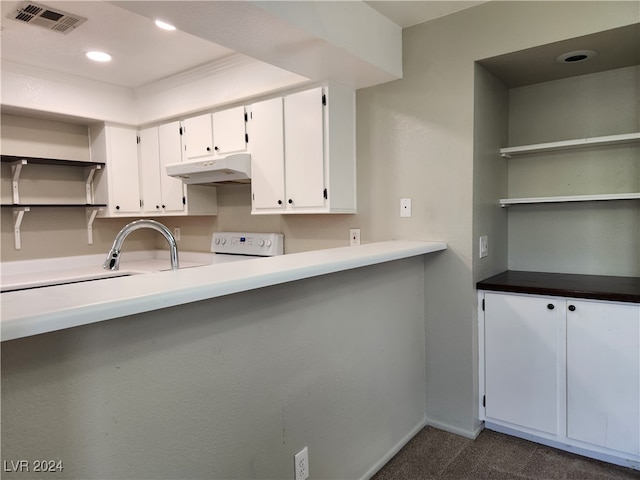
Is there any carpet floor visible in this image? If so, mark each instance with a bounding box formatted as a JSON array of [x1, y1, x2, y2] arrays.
[[371, 426, 639, 480]]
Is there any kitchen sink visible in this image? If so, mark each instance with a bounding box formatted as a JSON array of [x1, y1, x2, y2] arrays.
[[1, 272, 138, 293]]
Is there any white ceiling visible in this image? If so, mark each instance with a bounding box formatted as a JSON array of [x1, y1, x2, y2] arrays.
[[365, 1, 486, 28], [0, 1, 485, 90]]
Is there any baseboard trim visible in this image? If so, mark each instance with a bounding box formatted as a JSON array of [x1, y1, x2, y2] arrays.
[[425, 417, 483, 440], [360, 418, 427, 480], [486, 422, 640, 471]]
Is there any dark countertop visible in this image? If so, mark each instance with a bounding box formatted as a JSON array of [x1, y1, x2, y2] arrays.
[[477, 270, 640, 304]]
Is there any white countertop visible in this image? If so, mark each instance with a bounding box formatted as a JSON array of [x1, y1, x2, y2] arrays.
[[1, 241, 446, 342], [0, 250, 216, 292]]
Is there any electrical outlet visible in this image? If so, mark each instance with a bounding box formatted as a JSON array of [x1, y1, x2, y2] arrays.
[[400, 198, 412, 217], [479, 236, 488, 258], [173, 227, 181, 241], [350, 228, 361, 246], [294, 447, 309, 480]]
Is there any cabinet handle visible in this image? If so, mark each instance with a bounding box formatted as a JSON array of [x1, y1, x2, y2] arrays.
[[162, 204, 166, 209], [568, 305, 576, 312], [206, 147, 211, 152], [277, 200, 283, 205], [288, 199, 293, 204], [214, 146, 219, 151], [115, 205, 120, 210], [547, 304, 554, 310], [156, 205, 160, 210]]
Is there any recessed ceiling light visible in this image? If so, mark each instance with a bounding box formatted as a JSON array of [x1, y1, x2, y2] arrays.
[[85, 50, 112, 62], [154, 19, 176, 31], [555, 49, 598, 64]]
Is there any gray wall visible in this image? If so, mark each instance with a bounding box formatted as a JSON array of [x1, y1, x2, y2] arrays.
[[387, 1, 637, 437], [507, 65, 640, 276], [2, 258, 429, 480], [473, 64, 509, 284]]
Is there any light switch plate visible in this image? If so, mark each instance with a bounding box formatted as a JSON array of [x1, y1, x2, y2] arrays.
[[479, 236, 488, 258]]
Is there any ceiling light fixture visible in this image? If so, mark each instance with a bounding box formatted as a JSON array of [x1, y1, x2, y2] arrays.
[[555, 49, 598, 64], [154, 19, 176, 31], [85, 50, 112, 62]]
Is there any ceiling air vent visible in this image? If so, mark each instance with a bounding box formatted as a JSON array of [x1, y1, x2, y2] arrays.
[[9, 2, 87, 34]]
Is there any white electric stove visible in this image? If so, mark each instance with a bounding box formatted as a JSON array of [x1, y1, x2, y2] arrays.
[[209, 232, 284, 264]]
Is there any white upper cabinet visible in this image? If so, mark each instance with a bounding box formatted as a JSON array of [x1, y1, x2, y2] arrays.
[[284, 87, 326, 210], [250, 97, 286, 212], [182, 106, 247, 162], [139, 123, 185, 214], [158, 122, 188, 212], [91, 122, 216, 217], [138, 126, 164, 213], [91, 123, 141, 216], [182, 113, 214, 161], [212, 106, 247, 156], [250, 84, 356, 215]]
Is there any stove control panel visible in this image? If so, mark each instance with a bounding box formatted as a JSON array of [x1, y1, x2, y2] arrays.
[[211, 232, 284, 256]]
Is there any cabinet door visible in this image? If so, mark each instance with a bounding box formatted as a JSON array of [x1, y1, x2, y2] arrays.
[[138, 126, 163, 214], [158, 122, 185, 213], [250, 97, 285, 212], [284, 87, 326, 209], [484, 293, 563, 435], [567, 300, 640, 454], [108, 126, 141, 214], [212, 106, 246, 156], [182, 114, 213, 160]]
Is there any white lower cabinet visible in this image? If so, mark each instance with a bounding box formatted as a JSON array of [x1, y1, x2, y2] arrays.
[[566, 299, 640, 455], [484, 293, 563, 435], [480, 291, 640, 468]]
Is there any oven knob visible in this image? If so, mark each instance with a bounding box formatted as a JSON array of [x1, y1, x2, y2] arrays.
[[221, 238, 227, 245], [266, 240, 272, 247], [259, 240, 265, 247], [214, 237, 220, 245]]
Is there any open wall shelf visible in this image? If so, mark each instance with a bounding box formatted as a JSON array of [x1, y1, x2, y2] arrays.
[[500, 192, 640, 207], [1, 155, 106, 249], [500, 132, 640, 158]]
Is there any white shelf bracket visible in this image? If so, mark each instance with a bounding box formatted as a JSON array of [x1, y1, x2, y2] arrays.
[[85, 165, 101, 204], [12, 207, 30, 250], [11, 159, 27, 204], [85, 207, 102, 245]]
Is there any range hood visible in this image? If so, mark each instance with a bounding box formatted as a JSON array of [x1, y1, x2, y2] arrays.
[[165, 153, 251, 185]]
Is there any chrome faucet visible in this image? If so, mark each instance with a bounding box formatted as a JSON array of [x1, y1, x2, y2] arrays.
[[103, 219, 179, 271]]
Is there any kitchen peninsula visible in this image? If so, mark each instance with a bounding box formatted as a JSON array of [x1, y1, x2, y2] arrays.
[[1, 240, 446, 480], [2, 241, 446, 341]]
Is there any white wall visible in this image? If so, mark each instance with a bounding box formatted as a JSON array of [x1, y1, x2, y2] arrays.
[[1, 258, 428, 480]]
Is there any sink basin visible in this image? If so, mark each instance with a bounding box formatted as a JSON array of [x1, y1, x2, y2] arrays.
[[1, 272, 137, 293], [0, 251, 214, 294]]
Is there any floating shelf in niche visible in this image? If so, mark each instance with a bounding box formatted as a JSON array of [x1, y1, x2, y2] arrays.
[[500, 132, 640, 158], [500, 193, 640, 207]]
